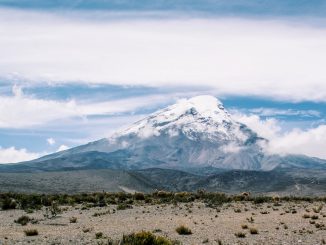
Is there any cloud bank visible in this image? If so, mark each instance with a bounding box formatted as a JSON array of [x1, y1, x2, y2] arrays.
[[234, 114, 326, 159], [0, 85, 175, 128], [1, 9, 326, 102], [0, 146, 41, 163]]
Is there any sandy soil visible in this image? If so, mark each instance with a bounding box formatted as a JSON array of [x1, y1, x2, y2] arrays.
[[0, 201, 325, 245]]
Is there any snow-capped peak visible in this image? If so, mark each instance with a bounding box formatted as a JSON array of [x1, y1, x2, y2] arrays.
[[113, 95, 246, 143]]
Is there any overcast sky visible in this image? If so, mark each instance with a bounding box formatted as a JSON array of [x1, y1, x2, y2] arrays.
[[0, 0, 326, 163]]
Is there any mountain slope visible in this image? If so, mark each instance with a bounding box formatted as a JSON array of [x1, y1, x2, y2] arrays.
[[1, 95, 325, 172], [1, 168, 326, 195]]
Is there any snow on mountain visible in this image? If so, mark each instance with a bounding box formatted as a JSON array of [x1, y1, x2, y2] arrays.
[[115, 95, 247, 143]]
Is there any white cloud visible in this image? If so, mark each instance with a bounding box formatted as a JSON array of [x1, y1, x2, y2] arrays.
[[221, 142, 243, 154], [233, 113, 326, 159], [1, 9, 326, 102], [233, 114, 282, 140], [0, 146, 41, 163], [0, 86, 176, 128], [47, 138, 56, 145], [242, 108, 321, 117], [268, 125, 326, 159], [57, 145, 69, 152]]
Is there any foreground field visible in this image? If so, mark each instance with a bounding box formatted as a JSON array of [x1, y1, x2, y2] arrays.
[[0, 194, 326, 245]]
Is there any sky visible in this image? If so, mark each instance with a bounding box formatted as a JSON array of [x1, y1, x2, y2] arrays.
[[0, 0, 326, 163]]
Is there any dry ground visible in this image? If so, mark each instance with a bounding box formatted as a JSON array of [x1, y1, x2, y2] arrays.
[[0, 201, 325, 245]]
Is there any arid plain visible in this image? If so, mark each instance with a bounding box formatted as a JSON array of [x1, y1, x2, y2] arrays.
[[1, 196, 325, 245]]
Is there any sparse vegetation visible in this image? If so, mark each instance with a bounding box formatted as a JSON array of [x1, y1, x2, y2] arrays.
[[1, 192, 326, 244], [1, 192, 326, 212]]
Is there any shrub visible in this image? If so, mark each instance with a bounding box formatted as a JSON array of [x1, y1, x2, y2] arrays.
[[69, 217, 77, 223], [247, 217, 254, 223], [253, 196, 272, 204], [95, 232, 104, 239], [153, 229, 162, 233], [1, 198, 17, 210], [202, 238, 209, 243], [15, 215, 30, 226], [122, 231, 178, 245], [241, 224, 248, 229], [117, 204, 132, 210], [249, 228, 258, 234], [82, 228, 91, 233], [175, 225, 192, 235], [154, 191, 172, 198], [234, 232, 246, 238], [134, 193, 145, 201], [203, 193, 229, 208], [44, 201, 61, 219], [302, 214, 310, 219], [313, 205, 323, 213], [311, 215, 319, 220], [93, 210, 110, 217], [24, 229, 38, 236]]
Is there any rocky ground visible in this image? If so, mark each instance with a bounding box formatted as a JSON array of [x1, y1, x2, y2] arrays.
[[0, 201, 325, 245]]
